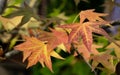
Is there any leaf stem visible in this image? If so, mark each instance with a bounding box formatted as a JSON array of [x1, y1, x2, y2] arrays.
[[72, 14, 79, 23]]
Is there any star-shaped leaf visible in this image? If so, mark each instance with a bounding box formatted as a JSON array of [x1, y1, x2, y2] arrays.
[[79, 9, 108, 23], [59, 21, 109, 52], [14, 37, 64, 72], [91, 50, 115, 73]]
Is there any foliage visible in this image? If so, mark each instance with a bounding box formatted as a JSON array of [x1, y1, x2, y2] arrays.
[[0, 0, 120, 75]]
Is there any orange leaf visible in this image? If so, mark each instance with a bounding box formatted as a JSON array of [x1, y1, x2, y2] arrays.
[[74, 42, 99, 61], [59, 9, 110, 52], [37, 29, 71, 52], [14, 37, 63, 72], [59, 21, 109, 52], [79, 9, 108, 23]]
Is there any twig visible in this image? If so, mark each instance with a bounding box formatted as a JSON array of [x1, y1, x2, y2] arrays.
[[75, 49, 97, 75], [72, 14, 79, 23]]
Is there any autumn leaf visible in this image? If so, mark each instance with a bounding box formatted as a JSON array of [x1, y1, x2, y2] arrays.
[[74, 42, 100, 61], [36, 29, 71, 52], [14, 37, 64, 72], [29, 29, 57, 52], [50, 28, 71, 51], [79, 9, 108, 23], [59, 21, 109, 52], [91, 50, 115, 73], [106, 41, 120, 59], [0, 15, 15, 30]]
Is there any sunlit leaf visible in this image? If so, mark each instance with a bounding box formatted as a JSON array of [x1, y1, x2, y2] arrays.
[[0, 16, 14, 30], [79, 9, 108, 23], [59, 21, 109, 52], [14, 37, 64, 72], [74, 42, 100, 61], [107, 41, 120, 59], [37, 29, 71, 52]]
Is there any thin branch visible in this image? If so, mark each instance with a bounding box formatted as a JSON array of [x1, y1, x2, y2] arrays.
[[72, 14, 79, 23], [75, 49, 97, 75]]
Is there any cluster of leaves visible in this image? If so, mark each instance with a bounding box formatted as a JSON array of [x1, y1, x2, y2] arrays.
[[0, 1, 120, 74], [13, 9, 120, 74]]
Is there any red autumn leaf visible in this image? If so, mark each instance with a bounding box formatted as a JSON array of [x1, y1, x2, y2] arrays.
[[50, 29, 71, 51], [37, 29, 71, 52], [79, 9, 108, 23], [14, 37, 63, 72], [59, 9, 109, 52], [59, 21, 109, 52]]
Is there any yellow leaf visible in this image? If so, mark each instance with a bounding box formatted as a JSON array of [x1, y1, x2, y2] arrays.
[[14, 37, 64, 72], [57, 43, 67, 52], [7, 16, 23, 30], [91, 50, 115, 73], [50, 51, 64, 60], [107, 41, 120, 59], [0, 15, 23, 30]]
